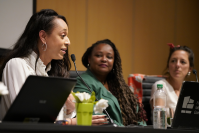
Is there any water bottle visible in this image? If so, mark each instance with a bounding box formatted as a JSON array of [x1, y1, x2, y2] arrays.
[[153, 84, 167, 129]]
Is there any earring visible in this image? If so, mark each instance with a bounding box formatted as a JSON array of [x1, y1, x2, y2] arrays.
[[187, 72, 191, 76], [42, 43, 47, 51], [88, 64, 90, 67]]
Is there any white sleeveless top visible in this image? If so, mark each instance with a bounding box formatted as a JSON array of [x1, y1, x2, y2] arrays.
[[150, 79, 178, 117]]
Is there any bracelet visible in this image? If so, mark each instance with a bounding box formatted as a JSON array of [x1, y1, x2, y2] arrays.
[[55, 120, 69, 125]]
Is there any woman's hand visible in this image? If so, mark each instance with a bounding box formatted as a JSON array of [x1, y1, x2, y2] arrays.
[[92, 115, 108, 125], [66, 115, 108, 125], [65, 94, 75, 115]]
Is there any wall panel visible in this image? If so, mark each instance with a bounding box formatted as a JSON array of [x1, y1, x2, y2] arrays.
[[87, 0, 134, 82], [175, 0, 199, 81], [132, 0, 176, 75], [37, 0, 87, 71], [37, 0, 198, 82], [132, 0, 198, 81]]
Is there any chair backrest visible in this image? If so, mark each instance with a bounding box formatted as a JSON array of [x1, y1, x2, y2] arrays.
[[69, 71, 85, 79], [0, 48, 11, 81], [142, 76, 165, 125]]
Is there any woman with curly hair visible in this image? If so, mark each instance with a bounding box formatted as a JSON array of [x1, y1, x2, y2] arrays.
[[73, 39, 147, 126]]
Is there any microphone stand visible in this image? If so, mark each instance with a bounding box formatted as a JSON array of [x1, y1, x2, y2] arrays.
[[72, 58, 117, 127], [193, 69, 198, 82]]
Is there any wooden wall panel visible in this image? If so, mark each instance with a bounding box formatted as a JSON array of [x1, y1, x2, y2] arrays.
[[37, 0, 87, 71], [132, 0, 176, 75], [87, 0, 134, 82], [132, 0, 198, 81], [175, 0, 199, 81], [37, 0, 198, 82]]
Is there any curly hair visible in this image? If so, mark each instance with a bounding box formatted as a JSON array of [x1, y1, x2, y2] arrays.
[[0, 9, 71, 79], [82, 39, 147, 126]]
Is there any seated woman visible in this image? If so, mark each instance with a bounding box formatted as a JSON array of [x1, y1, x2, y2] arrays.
[[0, 9, 106, 126], [0, 9, 76, 121], [73, 39, 147, 126], [150, 44, 194, 116]]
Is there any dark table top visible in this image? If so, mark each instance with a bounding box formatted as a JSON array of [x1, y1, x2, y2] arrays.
[[0, 123, 198, 133]]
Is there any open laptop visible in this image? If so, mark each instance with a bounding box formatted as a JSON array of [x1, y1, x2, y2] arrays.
[[2, 75, 77, 123], [171, 81, 199, 130]]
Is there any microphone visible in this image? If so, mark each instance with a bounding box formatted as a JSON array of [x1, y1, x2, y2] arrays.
[[70, 54, 117, 127], [192, 69, 198, 82]]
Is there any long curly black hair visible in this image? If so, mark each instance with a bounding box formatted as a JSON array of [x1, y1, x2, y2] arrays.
[[0, 9, 71, 79], [82, 39, 147, 126]]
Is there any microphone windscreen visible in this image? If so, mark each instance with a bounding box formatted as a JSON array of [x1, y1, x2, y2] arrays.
[[193, 69, 197, 74], [71, 54, 76, 62]]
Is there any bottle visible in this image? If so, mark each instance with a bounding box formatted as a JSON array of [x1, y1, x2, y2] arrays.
[[153, 84, 167, 129]]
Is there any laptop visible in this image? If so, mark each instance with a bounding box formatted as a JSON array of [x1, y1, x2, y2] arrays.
[[2, 75, 77, 123], [171, 81, 199, 129]]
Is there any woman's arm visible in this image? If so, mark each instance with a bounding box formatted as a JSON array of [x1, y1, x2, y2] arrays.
[[65, 94, 75, 115], [73, 77, 111, 125], [66, 115, 108, 125], [2, 58, 31, 102]]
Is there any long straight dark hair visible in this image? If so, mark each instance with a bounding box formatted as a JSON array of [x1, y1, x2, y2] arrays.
[[163, 45, 194, 78], [0, 9, 71, 79]]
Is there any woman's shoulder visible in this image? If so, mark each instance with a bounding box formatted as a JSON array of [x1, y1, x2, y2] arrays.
[[75, 70, 102, 91], [152, 79, 167, 90], [5, 57, 26, 67], [2, 57, 31, 84], [154, 79, 167, 85], [77, 70, 97, 83]]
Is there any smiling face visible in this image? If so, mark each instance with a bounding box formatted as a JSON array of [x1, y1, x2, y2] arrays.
[[168, 50, 191, 81], [88, 43, 115, 76], [43, 18, 70, 60]]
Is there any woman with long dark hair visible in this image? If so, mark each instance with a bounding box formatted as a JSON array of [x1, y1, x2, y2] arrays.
[[150, 44, 194, 117], [74, 39, 147, 126], [0, 9, 75, 121]]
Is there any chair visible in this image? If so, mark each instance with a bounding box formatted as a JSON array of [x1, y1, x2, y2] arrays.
[[0, 48, 11, 81], [142, 76, 165, 125], [128, 74, 165, 125], [69, 70, 85, 79]]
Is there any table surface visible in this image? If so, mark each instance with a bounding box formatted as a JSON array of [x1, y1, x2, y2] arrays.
[[0, 123, 198, 133]]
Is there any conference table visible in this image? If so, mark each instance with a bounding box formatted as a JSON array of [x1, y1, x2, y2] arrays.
[[0, 123, 198, 133]]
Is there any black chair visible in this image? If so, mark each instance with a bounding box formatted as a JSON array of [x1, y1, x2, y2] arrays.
[[69, 70, 85, 79], [0, 48, 11, 81], [142, 76, 165, 125]]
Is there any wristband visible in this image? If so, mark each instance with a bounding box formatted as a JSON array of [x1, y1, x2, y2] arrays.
[[55, 120, 69, 125]]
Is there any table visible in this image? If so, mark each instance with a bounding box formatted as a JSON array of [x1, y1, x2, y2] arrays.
[[0, 123, 198, 133]]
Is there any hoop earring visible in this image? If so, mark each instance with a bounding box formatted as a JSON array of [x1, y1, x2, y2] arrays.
[[187, 72, 191, 76], [42, 43, 47, 51]]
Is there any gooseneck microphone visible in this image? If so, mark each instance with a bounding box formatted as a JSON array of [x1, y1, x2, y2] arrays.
[[70, 54, 117, 127], [71, 54, 92, 92], [192, 69, 198, 82]]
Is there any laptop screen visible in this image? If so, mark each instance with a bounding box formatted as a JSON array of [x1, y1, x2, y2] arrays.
[[3, 75, 77, 123], [172, 81, 199, 129]]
